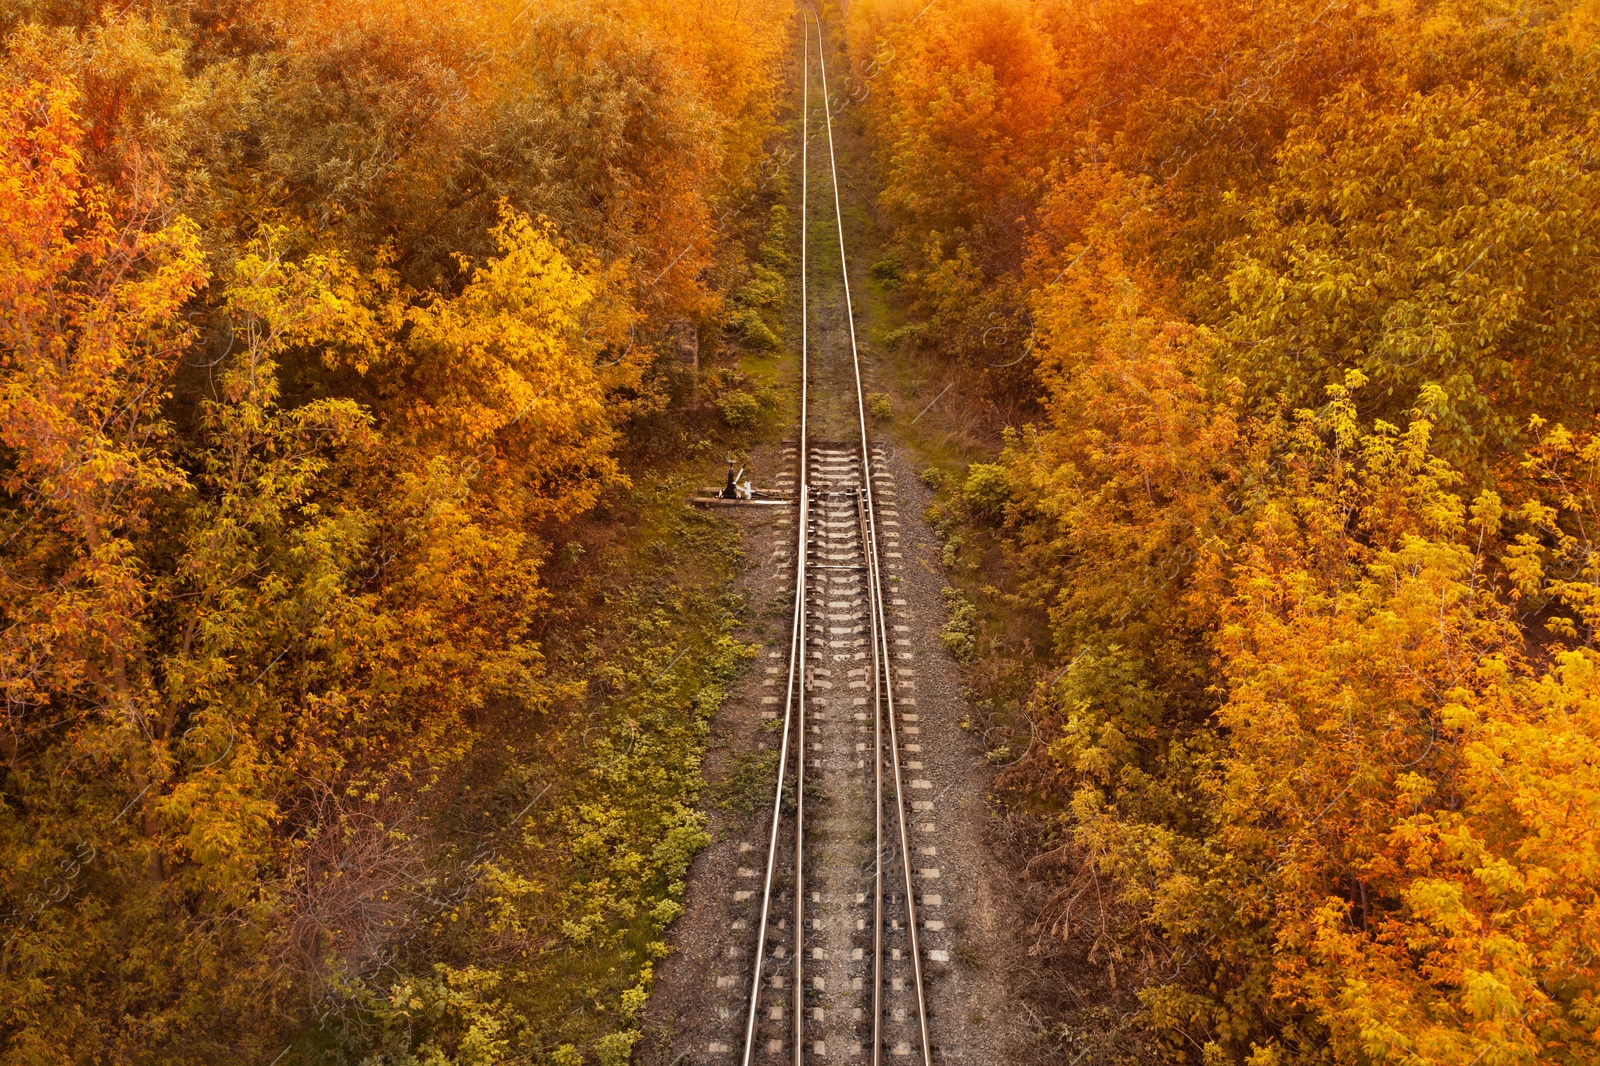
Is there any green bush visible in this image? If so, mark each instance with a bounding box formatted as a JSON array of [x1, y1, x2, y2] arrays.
[[941, 533, 965, 569], [732, 308, 779, 350], [715, 389, 762, 427], [736, 264, 784, 308], [759, 204, 790, 270], [939, 586, 977, 663], [963, 462, 1010, 519], [881, 322, 926, 349]]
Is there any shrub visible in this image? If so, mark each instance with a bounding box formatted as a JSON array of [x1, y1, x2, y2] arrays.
[[962, 462, 1009, 518], [939, 585, 977, 663], [759, 204, 790, 270], [732, 307, 779, 350], [881, 322, 926, 349], [736, 264, 783, 308], [715, 389, 762, 427]]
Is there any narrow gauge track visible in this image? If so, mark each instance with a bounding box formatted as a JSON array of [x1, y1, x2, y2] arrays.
[[737, 12, 934, 1065]]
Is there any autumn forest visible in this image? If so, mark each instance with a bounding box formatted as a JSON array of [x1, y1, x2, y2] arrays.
[[1, 0, 1597, 1064]]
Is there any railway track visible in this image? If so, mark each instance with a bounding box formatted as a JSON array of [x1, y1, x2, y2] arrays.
[[733, 11, 937, 1064]]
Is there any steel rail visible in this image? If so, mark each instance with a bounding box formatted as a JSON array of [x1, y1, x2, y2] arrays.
[[740, 14, 810, 1064], [812, 12, 934, 1066], [853, 484, 885, 1062]]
